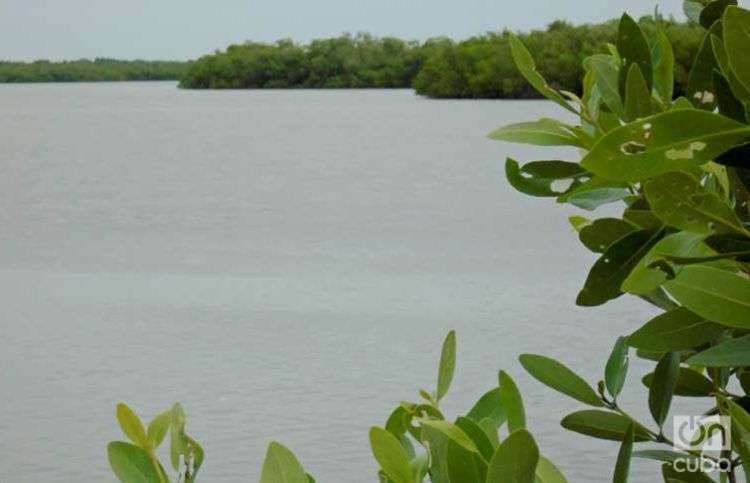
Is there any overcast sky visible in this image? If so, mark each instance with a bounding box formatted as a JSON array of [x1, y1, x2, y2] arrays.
[[0, 1, 712, 61]]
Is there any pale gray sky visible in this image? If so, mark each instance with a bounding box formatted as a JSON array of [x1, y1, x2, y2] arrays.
[[0, 1, 703, 61]]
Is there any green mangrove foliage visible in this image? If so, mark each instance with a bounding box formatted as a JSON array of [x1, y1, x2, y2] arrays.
[[109, 3, 750, 482], [107, 403, 204, 483], [178, 20, 704, 98], [491, 2, 750, 481], [0, 58, 189, 83]]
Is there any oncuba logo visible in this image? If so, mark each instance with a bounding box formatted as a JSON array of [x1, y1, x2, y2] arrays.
[[672, 415, 731, 474]]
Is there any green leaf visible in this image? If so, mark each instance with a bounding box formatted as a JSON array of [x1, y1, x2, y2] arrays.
[[466, 388, 506, 430], [713, 70, 747, 122], [499, 371, 525, 432], [617, 13, 653, 92], [644, 171, 745, 236], [107, 441, 162, 483], [260, 442, 309, 483], [576, 229, 663, 307], [505, 159, 581, 198], [569, 215, 591, 232], [652, 29, 675, 104], [648, 352, 680, 427], [627, 307, 724, 352], [436, 330, 456, 402], [116, 403, 148, 449], [455, 416, 495, 461], [665, 265, 750, 329], [687, 334, 750, 366], [519, 354, 603, 407], [701, 0, 736, 29], [687, 22, 721, 110], [419, 419, 478, 453], [580, 110, 750, 183], [556, 177, 630, 211], [605, 337, 629, 400], [490, 119, 584, 147], [534, 456, 568, 483], [369, 427, 413, 483], [723, 6, 750, 94], [613, 424, 635, 483], [622, 232, 714, 296], [642, 367, 714, 396], [447, 439, 487, 483], [579, 218, 637, 253], [633, 449, 698, 464], [508, 34, 577, 115], [560, 410, 651, 442], [170, 403, 186, 471], [485, 429, 539, 483], [147, 410, 171, 449], [589, 56, 625, 119], [625, 64, 653, 121]]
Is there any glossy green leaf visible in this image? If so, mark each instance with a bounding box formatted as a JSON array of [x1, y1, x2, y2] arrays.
[[116, 403, 148, 448], [499, 371, 525, 432], [617, 14, 653, 93], [146, 410, 171, 449], [589, 56, 625, 119], [724, 6, 750, 93], [436, 330, 456, 402], [490, 119, 584, 147], [652, 29, 675, 104], [578, 218, 637, 253], [613, 424, 635, 483], [627, 307, 724, 352], [605, 337, 629, 400], [107, 442, 162, 483], [505, 159, 579, 198], [665, 265, 750, 329], [581, 110, 750, 182], [519, 354, 603, 407], [621, 232, 713, 296], [648, 352, 680, 427], [560, 410, 651, 442], [625, 64, 652, 120], [644, 171, 746, 235], [508, 34, 577, 114], [556, 177, 630, 211], [260, 442, 309, 483], [369, 427, 413, 483], [485, 429, 539, 483], [576, 229, 663, 307], [687, 334, 750, 366], [642, 367, 714, 396]]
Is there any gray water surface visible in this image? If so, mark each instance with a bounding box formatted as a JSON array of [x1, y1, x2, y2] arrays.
[[1, 83, 666, 481]]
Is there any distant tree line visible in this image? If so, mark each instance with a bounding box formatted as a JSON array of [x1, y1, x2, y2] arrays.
[[179, 17, 704, 98], [0, 18, 703, 98], [0, 58, 190, 83]]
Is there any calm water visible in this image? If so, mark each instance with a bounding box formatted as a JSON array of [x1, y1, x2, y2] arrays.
[[1, 83, 670, 481]]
